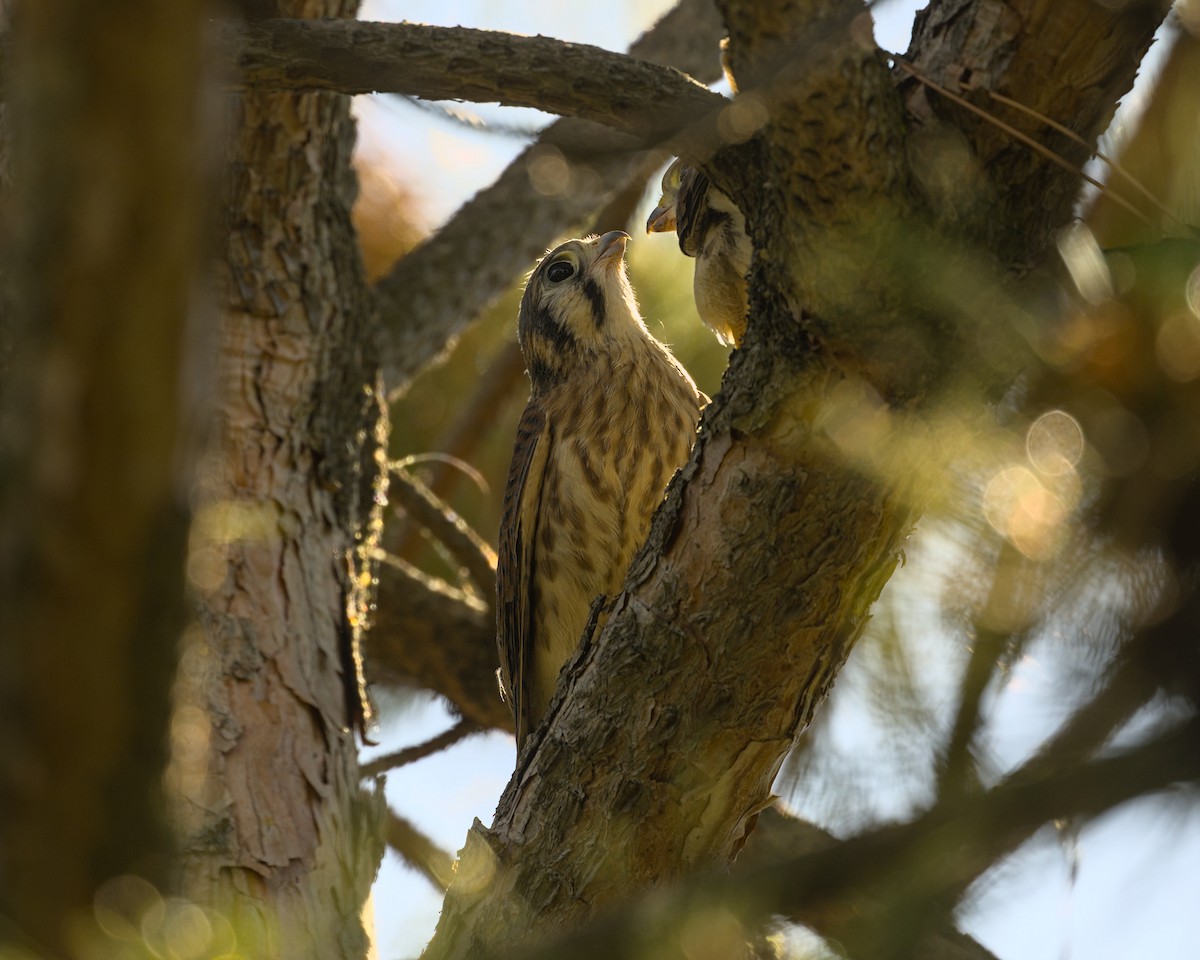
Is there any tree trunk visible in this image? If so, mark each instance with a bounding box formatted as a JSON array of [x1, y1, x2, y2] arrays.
[[174, 2, 386, 956]]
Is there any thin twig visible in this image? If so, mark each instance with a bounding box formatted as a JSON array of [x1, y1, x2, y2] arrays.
[[426, 344, 526, 478], [938, 542, 1031, 799], [389, 466, 497, 599], [361, 718, 480, 777], [394, 452, 490, 499], [389, 341, 525, 559]]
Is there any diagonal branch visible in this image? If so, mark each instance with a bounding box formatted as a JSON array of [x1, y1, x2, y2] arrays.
[[416, 5, 922, 957], [384, 809, 456, 892], [221, 19, 726, 141], [388, 465, 497, 601], [415, 2, 1174, 957], [742, 808, 1001, 960], [423, 248, 919, 959], [361, 719, 480, 777]]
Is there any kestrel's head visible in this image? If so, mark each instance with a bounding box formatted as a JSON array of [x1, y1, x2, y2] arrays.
[[645, 159, 684, 234], [517, 230, 644, 390]]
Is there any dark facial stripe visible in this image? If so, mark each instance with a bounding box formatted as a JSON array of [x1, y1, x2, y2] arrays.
[[521, 304, 577, 357], [581, 278, 606, 328]]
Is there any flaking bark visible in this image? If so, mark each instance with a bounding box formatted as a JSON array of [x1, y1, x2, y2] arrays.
[[178, 2, 386, 956]]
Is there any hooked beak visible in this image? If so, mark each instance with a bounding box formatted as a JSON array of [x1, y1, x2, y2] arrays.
[[594, 230, 630, 267], [646, 203, 676, 234]]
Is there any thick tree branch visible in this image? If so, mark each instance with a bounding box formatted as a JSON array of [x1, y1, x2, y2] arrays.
[[180, 0, 388, 951], [222, 19, 726, 142], [372, 0, 727, 390], [423, 327, 920, 960], [416, 1, 1174, 956], [716, 0, 924, 396], [388, 634, 1169, 959], [365, 559, 1003, 954], [417, 5, 933, 957]]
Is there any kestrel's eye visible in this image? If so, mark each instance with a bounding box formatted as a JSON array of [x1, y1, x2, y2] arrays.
[[546, 260, 574, 283]]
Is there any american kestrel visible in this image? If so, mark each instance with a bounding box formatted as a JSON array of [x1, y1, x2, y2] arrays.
[[496, 230, 704, 750], [647, 158, 751, 347]]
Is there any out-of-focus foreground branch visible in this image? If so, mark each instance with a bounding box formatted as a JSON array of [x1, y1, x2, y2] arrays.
[[507, 714, 1200, 960], [0, 0, 210, 952]]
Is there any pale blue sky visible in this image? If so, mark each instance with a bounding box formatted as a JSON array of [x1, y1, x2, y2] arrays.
[[355, 5, 1199, 958]]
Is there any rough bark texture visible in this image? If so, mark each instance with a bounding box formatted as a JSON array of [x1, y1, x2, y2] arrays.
[[0, 0, 1179, 956], [0, 0, 208, 952], [176, 2, 385, 956], [223, 19, 725, 139], [373, 0, 727, 389], [720, 1, 920, 394], [196, 1, 1174, 955]]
